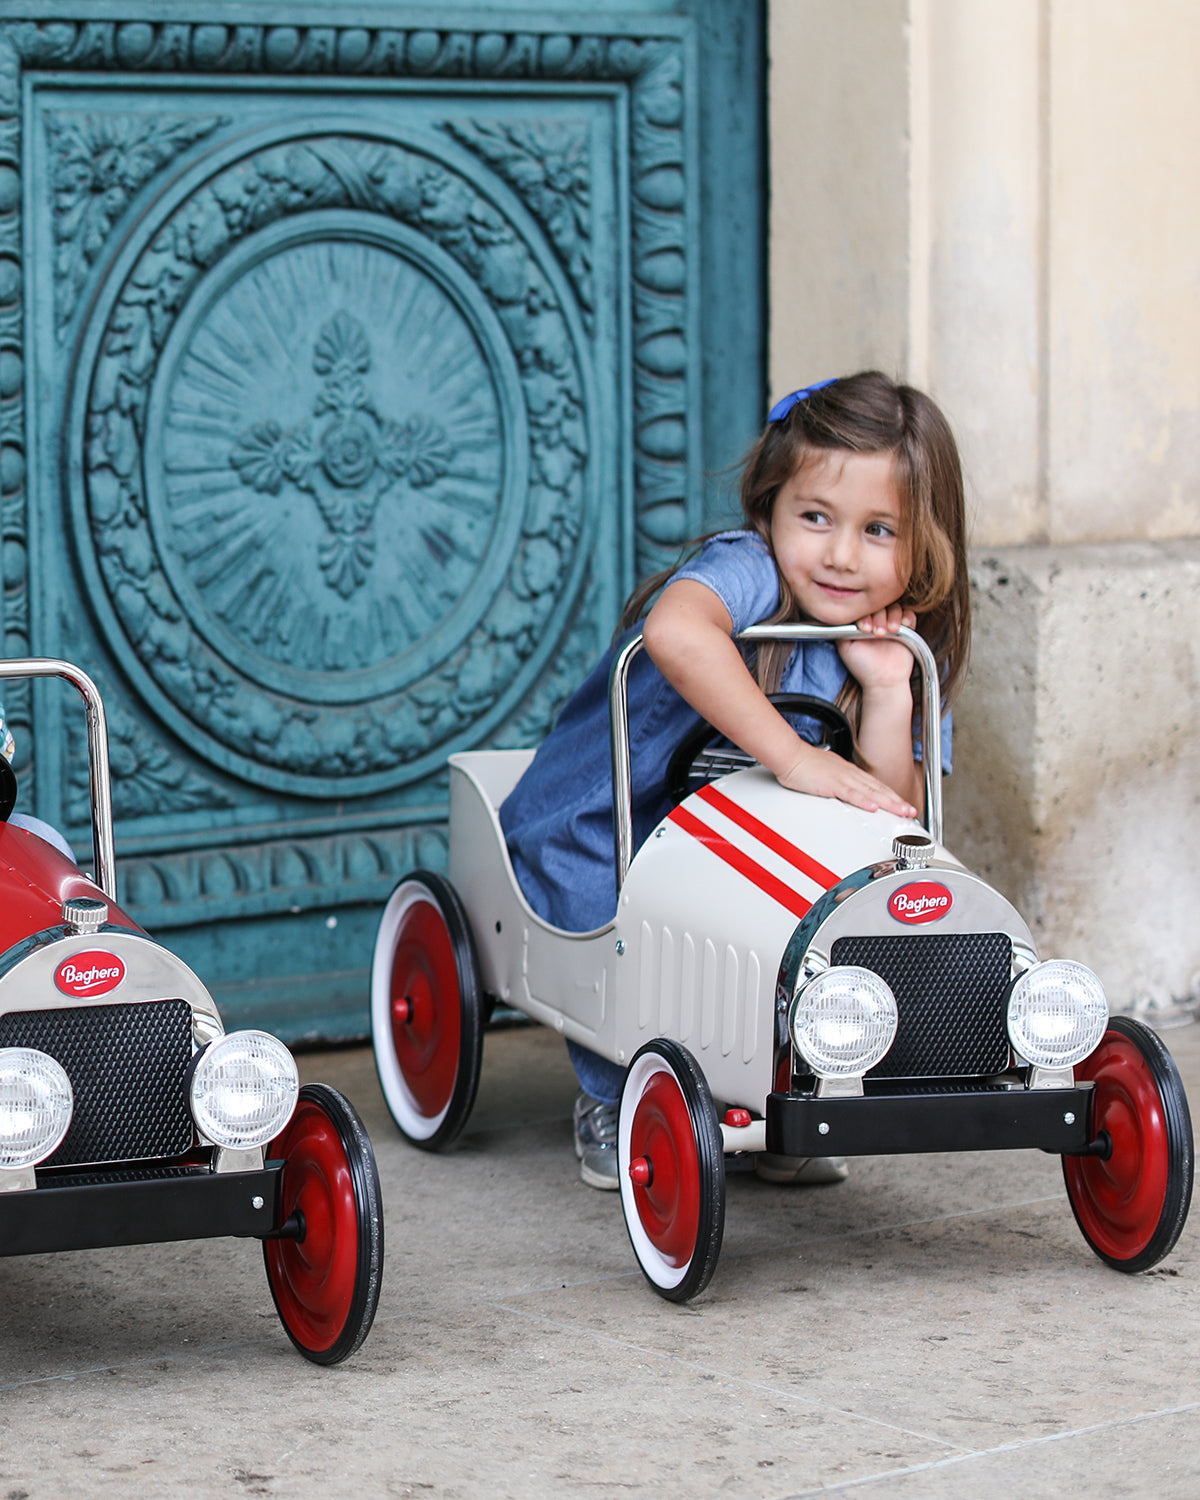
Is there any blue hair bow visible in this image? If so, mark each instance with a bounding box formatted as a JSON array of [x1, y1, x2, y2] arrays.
[[768, 378, 837, 423]]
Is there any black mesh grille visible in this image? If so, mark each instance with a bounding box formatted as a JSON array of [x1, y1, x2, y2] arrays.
[[830, 932, 1012, 1078], [0, 1000, 194, 1166]]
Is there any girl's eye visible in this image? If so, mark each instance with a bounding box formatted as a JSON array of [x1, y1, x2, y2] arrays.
[[866, 521, 896, 539], [800, 509, 829, 526]]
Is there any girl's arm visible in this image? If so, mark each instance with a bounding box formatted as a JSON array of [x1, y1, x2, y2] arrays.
[[642, 580, 918, 818], [837, 605, 925, 814]]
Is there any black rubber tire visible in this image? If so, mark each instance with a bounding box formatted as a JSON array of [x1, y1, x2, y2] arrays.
[[1063, 1016, 1193, 1273], [618, 1038, 726, 1302], [370, 870, 485, 1150], [264, 1083, 384, 1365]]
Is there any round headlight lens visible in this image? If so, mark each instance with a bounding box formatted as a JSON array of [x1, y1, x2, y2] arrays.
[[0, 1048, 73, 1170], [790, 966, 898, 1078], [189, 1030, 299, 1150], [1007, 960, 1109, 1069]]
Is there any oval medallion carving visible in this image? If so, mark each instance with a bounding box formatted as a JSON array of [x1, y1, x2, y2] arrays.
[[147, 217, 520, 698], [71, 131, 594, 795]]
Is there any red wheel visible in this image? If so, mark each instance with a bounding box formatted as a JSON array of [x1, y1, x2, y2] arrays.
[[264, 1084, 383, 1365], [1064, 1016, 1193, 1273], [618, 1039, 725, 1302], [370, 872, 484, 1149]]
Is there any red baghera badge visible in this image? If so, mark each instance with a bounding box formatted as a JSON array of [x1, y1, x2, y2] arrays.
[[888, 883, 953, 925], [54, 951, 126, 997]]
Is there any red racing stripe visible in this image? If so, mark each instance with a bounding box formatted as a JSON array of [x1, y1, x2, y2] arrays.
[[668, 805, 812, 919], [695, 784, 839, 890]]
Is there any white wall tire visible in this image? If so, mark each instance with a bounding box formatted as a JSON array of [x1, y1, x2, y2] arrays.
[[370, 872, 483, 1150], [618, 1038, 725, 1301]]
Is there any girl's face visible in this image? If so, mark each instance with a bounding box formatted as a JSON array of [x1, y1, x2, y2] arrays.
[[769, 449, 909, 624]]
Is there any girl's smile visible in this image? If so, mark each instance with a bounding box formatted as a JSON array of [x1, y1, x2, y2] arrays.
[[770, 450, 908, 624]]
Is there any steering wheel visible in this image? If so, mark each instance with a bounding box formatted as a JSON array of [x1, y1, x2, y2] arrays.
[[665, 692, 855, 805], [0, 756, 15, 824]]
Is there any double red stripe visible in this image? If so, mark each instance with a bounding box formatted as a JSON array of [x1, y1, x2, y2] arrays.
[[696, 785, 840, 888], [667, 786, 840, 919]]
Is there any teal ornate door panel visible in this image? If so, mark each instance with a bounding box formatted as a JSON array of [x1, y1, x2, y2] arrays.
[[0, 6, 764, 1039]]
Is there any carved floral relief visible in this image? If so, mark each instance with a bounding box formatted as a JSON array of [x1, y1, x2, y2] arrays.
[[75, 130, 593, 795]]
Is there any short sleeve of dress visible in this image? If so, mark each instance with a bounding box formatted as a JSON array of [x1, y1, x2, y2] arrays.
[[670, 531, 780, 633]]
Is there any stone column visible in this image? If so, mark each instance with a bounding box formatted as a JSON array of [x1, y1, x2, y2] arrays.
[[769, 0, 1200, 1013]]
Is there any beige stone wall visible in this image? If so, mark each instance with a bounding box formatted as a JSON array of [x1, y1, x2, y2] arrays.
[[769, 0, 1200, 1010]]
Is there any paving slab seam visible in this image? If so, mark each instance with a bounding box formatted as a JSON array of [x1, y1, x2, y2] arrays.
[[0, 1332, 312, 1393], [489, 1299, 969, 1456], [779, 1399, 1200, 1496]]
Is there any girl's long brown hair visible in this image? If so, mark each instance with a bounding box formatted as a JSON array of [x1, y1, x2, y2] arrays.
[[619, 370, 970, 733]]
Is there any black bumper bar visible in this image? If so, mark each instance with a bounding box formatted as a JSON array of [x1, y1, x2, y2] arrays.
[[0, 1162, 286, 1257], [765, 1084, 1095, 1158]]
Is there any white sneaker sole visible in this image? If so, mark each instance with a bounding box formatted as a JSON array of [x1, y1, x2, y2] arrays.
[[580, 1155, 620, 1190]]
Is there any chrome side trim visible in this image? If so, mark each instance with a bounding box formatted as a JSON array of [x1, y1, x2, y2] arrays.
[[609, 624, 943, 891], [0, 659, 115, 899], [0, 1166, 35, 1193]]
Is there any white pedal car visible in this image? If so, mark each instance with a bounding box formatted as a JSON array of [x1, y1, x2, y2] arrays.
[[371, 626, 1193, 1301]]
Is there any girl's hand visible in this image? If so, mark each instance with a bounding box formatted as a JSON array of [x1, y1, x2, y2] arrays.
[[777, 740, 917, 819], [837, 604, 917, 689]]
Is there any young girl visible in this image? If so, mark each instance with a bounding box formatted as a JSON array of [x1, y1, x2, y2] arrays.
[[500, 372, 969, 1187]]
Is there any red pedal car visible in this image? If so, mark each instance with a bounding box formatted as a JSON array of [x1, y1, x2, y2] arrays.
[[0, 659, 382, 1363]]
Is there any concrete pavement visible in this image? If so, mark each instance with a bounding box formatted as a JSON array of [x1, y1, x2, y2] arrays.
[[1, 1018, 1198, 1498]]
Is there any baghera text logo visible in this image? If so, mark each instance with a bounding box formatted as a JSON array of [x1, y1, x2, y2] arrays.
[[55, 951, 126, 997], [888, 883, 953, 925]]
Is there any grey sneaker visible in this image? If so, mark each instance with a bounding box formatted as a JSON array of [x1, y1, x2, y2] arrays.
[[573, 1092, 619, 1190], [755, 1153, 849, 1185]]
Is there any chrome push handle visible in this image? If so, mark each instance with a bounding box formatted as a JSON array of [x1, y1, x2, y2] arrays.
[[608, 624, 944, 891], [0, 659, 116, 900]]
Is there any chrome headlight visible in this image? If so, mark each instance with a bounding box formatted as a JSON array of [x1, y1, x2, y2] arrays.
[[189, 1030, 299, 1150], [0, 1048, 73, 1170], [1007, 960, 1109, 1069], [790, 966, 898, 1078]]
